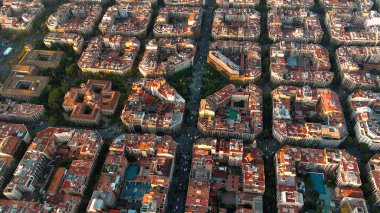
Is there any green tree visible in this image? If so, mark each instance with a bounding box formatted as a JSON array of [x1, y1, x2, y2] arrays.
[[304, 174, 314, 188], [28, 97, 40, 104], [345, 136, 355, 145], [242, 204, 252, 209], [1, 29, 12, 40], [361, 182, 372, 195], [48, 88, 63, 110], [313, 2, 325, 14], [326, 178, 337, 188], [306, 201, 317, 210], [65, 63, 77, 76], [201, 66, 229, 98], [309, 189, 320, 200], [48, 116, 59, 126], [260, 128, 271, 139], [167, 68, 193, 101], [126, 155, 137, 163], [262, 58, 270, 81], [59, 52, 68, 71], [359, 143, 370, 153]]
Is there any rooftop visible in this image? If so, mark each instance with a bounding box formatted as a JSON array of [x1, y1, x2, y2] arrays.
[[349, 90, 380, 150], [139, 38, 196, 77], [121, 78, 185, 134], [154, 6, 203, 38], [337, 46, 380, 90], [46, 3, 102, 35], [367, 153, 380, 203], [0, 122, 29, 157], [0, 196, 81, 212], [326, 10, 380, 46], [90, 133, 176, 212], [186, 138, 265, 212], [0, 100, 44, 122], [78, 35, 140, 74], [19, 49, 63, 69], [198, 84, 262, 140], [270, 42, 333, 86], [4, 127, 102, 200], [267, 0, 314, 8], [0, 71, 49, 100], [62, 79, 120, 123], [320, 0, 374, 11], [272, 85, 347, 146], [208, 40, 261, 84], [99, 2, 152, 36], [275, 146, 365, 212], [43, 32, 84, 54], [164, 0, 205, 6], [0, 0, 44, 32], [268, 8, 323, 43], [212, 8, 260, 40], [216, 0, 258, 7]]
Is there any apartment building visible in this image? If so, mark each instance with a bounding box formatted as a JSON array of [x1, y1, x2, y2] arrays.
[[336, 46, 380, 90], [154, 6, 203, 38], [116, 0, 157, 4], [340, 197, 369, 213], [272, 85, 347, 147], [349, 90, 380, 150], [71, 0, 111, 5], [208, 40, 261, 84], [216, 0, 258, 7], [121, 78, 186, 134], [198, 84, 262, 140], [78, 35, 140, 75], [268, 8, 323, 43], [320, 0, 374, 11], [164, 0, 205, 6], [3, 127, 102, 200], [325, 10, 380, 46], [44, 32, 84, 54], [139, 38, 196, 77], [267, 0, 314, 8], [270, 42, 333, 87], [99, 2, 152, 37], [0, 0, 44, 32], [0, 122, 31, 193], [87, 133, 176, 212], [186, 138, 265, 212], [366, 153, 380, 206], [0, 100, 45, 122], [87, 148, 128, 211], [46, 3, 102, 35], [3, 150, 50, 199], [212, 8, 260, 41], [275, 146, 367, 212], [0, 194, 81, 212]]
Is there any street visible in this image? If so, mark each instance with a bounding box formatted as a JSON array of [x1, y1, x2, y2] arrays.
[[165, 0, 216, 212]]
